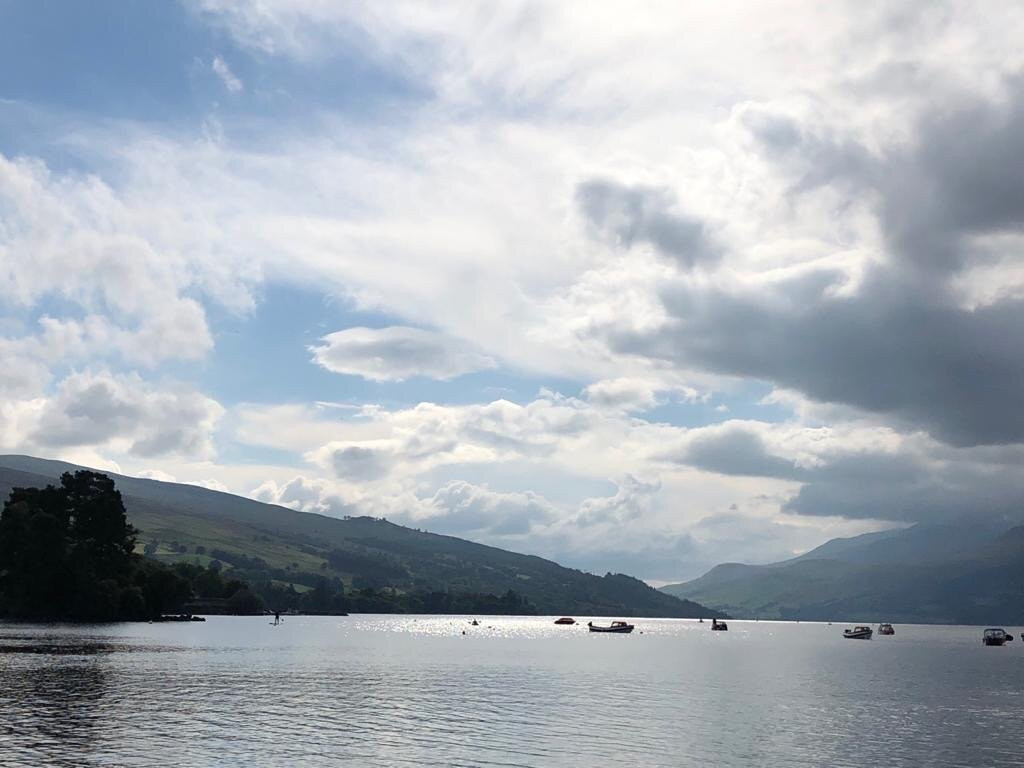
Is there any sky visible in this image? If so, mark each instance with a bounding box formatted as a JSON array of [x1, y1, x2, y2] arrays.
[[3, 1, 1024, 583]]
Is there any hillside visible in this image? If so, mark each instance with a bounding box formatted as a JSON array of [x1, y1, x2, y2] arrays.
[[0, 455, 722, 618], [659, 522, 1024, 624]]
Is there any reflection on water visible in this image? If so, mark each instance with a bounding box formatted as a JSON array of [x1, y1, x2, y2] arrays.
[[1, 617, 1023, 767]]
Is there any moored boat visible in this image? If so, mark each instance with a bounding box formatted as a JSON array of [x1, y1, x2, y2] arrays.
[[587, 621, 634, 633], [843, 626, 873, 639], [554, 617, 576, 625], [711, 618, 728, 631], [878, 623, 895, 636], [983, 628, 1014, 646]]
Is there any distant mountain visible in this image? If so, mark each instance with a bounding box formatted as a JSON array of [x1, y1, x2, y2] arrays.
[[0, 455, 722, 619], [790, 523, 1002, 566], [660, 522, 1024, 624]]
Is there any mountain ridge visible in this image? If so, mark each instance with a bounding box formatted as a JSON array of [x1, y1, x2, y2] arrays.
[[0, 455, 723, 619], [659, 521, 1024, 624]]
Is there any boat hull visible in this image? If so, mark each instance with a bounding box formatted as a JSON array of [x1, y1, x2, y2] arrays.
[[588, 625, 634, 633], [843, 630, 872, 639], [983, 629, 1013, 646]]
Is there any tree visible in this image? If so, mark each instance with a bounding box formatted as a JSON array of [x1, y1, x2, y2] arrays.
[[0, 472, 141, 620], [0, 485, 71, 619], [227, 587, 265, 615], [63, 471, 136, 583], [140, 565, 192, 617]]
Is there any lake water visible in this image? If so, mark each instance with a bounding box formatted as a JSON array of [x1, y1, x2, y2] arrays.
[[1, 616, 1023, 767]]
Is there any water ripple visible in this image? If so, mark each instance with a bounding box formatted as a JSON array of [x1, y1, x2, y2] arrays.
[[0, 617, 1022, 767]]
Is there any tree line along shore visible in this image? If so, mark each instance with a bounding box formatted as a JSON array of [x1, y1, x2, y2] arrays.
[[0, 470, 537, 622]]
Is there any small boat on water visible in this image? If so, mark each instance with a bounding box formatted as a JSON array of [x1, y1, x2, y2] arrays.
[[588, 621, 634, 633], [711, 618, 728, 631], [470, 619, 479, 626], [843, 626, 873, 639], [154, 614, 205, 623], [878, 623, 895, 636], [554, 617, 576, 625], [983, 628, 1015, 646]]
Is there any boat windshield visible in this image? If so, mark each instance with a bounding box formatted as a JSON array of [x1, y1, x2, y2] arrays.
[[984, 628, 1006, 638]]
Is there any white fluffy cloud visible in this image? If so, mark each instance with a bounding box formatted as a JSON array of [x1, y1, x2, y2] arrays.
[[1, 371, 223, 460], [311, 326, 495, 382]]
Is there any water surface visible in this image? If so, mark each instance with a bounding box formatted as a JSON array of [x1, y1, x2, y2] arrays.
[[1, 616, 1022, 767]]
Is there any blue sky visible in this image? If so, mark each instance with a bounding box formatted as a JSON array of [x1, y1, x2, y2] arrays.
[[4, 1, 1024, 582]]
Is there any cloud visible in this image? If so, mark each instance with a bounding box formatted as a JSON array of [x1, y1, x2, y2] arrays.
[[0, 153, 224, 372], [576, 179, 719, 268], [137, 469, 176, 482], [310, 326, 496, 382], [252, 475, 358, 516], [420, 481, 560, 537], [22, 371, 223, 459], [583, 377, 698, 413], [682, 424, 804, 481], [325, 444, 391, 482], [670, 419, 1024, 524], [574, 475, 660, 527], [211, 55, 243, 93], [588, 82, 1024, 449], [10, 0, 1024, 580], [782, 446, 1024, 523]]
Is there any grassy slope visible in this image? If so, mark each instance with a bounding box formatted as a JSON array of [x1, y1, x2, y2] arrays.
[[0, 456, 722, 618]]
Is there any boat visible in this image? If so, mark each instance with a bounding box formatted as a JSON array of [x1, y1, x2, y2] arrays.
[[153, 614, 206, 623], [711, 618, 728, 631], [843, 626, 873, 639], [470, 619, 479, 626], [554, 617, 576, 625], [587, 621, 634, 633], [983, 628, 1015, 646], [878, 623, 895, 636]]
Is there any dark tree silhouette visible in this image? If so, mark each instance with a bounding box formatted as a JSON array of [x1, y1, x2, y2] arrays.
[[0, 471, 203, 621], [0, 484, 71, 618]]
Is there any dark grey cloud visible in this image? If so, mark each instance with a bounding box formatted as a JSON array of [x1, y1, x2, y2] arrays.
[[743, 79, 1024, 276], [739, 108, 875, 196], [633, 270, 1024, 447], [576, 178, 719, 268], [683, 426, 804, 481], [609, 81, 1024, 447], [329, 445, 390, 481], [881, 83, 1024, 275], [783, 450, 1024, 524], [673, 423, 1024, 525]]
